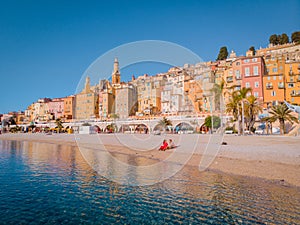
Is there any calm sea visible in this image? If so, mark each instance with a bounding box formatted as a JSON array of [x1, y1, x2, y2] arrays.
[[0, 140, 299, 224]]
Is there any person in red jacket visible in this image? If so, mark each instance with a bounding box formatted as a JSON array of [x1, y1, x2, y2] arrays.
[[159, 139, 168, 151]]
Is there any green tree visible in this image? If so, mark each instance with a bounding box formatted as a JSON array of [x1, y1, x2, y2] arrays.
[[265, 103, 298, 134], [158, 117, 172, 131], [244, 95, 262, 132], [226, 92, 240, 121], [55, 118, 64, 133], [216, 46, 228, 60], [204, 115, 221, 130], [249, 46, 256, 55], [291, 31, 300, 43], [269, 34, 278, 45], [280, 33, 289, 44]]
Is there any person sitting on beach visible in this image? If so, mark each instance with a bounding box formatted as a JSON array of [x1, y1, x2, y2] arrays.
[[168, 139, 175, 149], [159, 139, 168, 151]]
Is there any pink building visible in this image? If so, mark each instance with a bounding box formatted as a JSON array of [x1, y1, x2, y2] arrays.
[[47, 98, 64, 120], [236, 56, 265, 103]]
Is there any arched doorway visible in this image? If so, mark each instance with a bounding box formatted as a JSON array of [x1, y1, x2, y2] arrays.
[[174, 122, 194, 134], [135, 124, 149, 134]]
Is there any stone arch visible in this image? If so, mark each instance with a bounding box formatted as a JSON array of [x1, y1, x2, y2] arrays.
[[134, 123, 149, 134], [174, 122, 194, 133], [104, 123, 118, 133], [118, 124, 136, 133], [199, 122, 209, 134], [93, 125, 101, 133]]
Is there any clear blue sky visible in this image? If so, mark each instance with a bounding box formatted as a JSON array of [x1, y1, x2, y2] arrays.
[[0, 0, 299, 114]]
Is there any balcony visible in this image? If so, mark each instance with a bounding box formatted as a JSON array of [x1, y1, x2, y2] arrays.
[[291, 92, 300, 97], [226, 76, 233, 83], [278, 83, 285, 89], [266, 85, 273, 90]]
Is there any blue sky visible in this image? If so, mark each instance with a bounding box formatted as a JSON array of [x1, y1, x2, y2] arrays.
[[0, 0, 299, 114]]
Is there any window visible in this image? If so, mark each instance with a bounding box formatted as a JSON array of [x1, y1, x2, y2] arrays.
[[252, 58, 257, 62], [254, 82, 259, 88], [272, 68, 278, 73], [273, 76, 276, 80], [245, 82, 250, 88], [245, 67, 250, 76], [288, 83, 295, 88], [236, 62, 240, 66], [271, 91, 276, 96], [253, 66, 259, 75], [254, 92, 259, 97], [244, 59, 250, 63], [235, 70, 241, 79], [267, 76, 271, 80], [279, 76, 282, 80]]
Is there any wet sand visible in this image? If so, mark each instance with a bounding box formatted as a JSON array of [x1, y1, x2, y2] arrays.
[[1, 133, 299, 187]]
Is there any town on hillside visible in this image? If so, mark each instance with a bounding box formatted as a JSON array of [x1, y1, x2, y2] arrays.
[[1, 41, 300, 135]]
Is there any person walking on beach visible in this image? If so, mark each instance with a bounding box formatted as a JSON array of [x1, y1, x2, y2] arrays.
[[159, 139, 168, 151]]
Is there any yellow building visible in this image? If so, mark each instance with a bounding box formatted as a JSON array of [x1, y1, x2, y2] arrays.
[[263, 55, 285, 107], [285, 61, 300, 105], [75, 77, 99, 120], [135, 74, 163, 115]]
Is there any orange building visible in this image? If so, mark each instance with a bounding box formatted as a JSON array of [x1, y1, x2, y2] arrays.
[[284, 61, 300, 105], [63, 95, 75, 120], [263, 55, 285, 108]]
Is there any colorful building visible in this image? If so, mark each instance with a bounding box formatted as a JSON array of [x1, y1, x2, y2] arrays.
[[63, 95, 75, 120], [75, 77, 99, 120], [47, 98, 64, 120], [285, 60, 300, 105], [263, 55, 285, 107]]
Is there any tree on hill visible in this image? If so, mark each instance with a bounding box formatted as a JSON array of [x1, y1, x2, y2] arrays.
[[216, 46, 228, 60], [291, 31, 300, 44], [269, 34, 278, 45], [280, 33, 289, 44], [249, 46, 256, 55]]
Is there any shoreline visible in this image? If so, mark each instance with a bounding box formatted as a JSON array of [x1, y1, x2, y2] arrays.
[[0, 133, 300, 187]]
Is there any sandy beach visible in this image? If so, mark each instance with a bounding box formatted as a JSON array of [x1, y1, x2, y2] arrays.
[[1, 133, 299, 187]]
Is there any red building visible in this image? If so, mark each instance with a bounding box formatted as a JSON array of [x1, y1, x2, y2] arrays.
[[236, 56, 265, 103]]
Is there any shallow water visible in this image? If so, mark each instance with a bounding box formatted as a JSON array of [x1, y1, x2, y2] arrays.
[[0, 140, 299, 224]]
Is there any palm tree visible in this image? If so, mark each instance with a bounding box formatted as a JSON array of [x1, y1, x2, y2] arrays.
[[226, 91, 240, 121], [55, 118, 64, 133], [265, 103, 299, 134], [225, 87, 252, 134], [244, 95, 262, 132], [158, 117, 172, 132]]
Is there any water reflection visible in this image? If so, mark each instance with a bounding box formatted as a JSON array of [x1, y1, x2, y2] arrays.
[[0, 140, 299, 224]]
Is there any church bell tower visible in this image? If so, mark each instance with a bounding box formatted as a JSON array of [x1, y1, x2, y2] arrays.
[[112, 58, 121, 85]]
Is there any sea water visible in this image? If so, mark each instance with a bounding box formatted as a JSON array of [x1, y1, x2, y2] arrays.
[[0, 140, 299, 224]]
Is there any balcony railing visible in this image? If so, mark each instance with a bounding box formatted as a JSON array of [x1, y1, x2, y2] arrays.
[[291, 92, 300, 97]]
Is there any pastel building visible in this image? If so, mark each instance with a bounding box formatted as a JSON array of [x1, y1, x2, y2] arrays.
[[115, 83, 137, 119], [47, 98, 64, 120], [285, 60, 300, 105], [263, 55, 285, 107], [240, 56, 265, 103], [33, 98, 52, 122], [75, 77, 99, 120], [135, 74, 164, 115], [63, 95, 75, 120]]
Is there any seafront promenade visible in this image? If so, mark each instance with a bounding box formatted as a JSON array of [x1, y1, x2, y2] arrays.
[[1, 133, 299, 187]]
